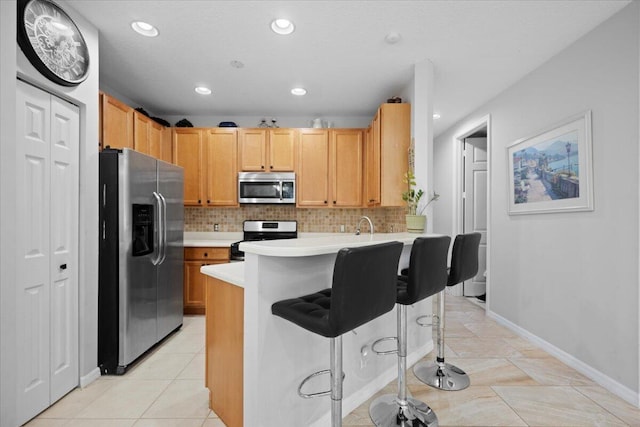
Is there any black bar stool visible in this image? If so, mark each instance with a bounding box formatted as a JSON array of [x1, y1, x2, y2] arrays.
[[413, 232, 481, 391], [272, 241, 404, 427], [369, 236, 451, 427]]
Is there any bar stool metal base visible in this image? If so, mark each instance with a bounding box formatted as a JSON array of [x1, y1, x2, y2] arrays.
[[369, 394, 438, 427], [413, 361, 470, 391]]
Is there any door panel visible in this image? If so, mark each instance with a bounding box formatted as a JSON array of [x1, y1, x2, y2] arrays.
[[17, 80, 52, 423], [16, 81, 80, 424], [49, 97, 79, 403], [463, 137, 487, 296]]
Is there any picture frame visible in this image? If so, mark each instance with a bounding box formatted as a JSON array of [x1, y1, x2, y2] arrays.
[[507, 110, 593, 215]]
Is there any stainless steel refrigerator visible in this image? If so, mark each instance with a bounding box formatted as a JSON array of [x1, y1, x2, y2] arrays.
[[98, 148, 184, 375]]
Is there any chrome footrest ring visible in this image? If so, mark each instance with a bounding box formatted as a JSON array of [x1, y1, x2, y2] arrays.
[[372, 336, 398, 355], [297, 369, 345, 399]]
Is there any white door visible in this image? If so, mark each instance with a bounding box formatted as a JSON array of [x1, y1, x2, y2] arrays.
[[16, 80, 79, 425], [463, 137, 487, 296]]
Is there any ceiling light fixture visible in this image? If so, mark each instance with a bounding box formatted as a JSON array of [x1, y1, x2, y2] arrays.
[[195, 86, 212, 95], [271, 18, 295, 35], [291, 87, 307, 96], [433, 113, 441, 120], [131, 21, 158, 37]]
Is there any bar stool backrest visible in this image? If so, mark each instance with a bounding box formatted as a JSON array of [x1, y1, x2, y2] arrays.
[[447, 233, 482, 286], [403, 236, 451, 304], [329, 241, 403, 336]]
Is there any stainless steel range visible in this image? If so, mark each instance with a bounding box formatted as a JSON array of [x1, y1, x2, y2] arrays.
[[230, 220, 298, 261]]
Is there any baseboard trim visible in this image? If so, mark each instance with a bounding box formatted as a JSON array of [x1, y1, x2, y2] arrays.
[[79, 367, 101, 388], [487, 310, 640, 408], [310, 341, 434, 427]]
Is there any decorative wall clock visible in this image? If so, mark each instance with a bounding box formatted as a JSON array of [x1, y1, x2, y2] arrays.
[[17, 0, 90, 86]]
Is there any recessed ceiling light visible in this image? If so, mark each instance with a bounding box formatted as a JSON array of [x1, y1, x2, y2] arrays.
[[195, 86, 212, 95], [291, 87, 307, 96], [131, 21, 158, 37], [433, 113, 441, 120], [271, 18, 295, 35]]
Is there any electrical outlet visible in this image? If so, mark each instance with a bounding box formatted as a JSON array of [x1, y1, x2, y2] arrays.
[[213, 223, 220, 232], [340, 224, 345, 233]]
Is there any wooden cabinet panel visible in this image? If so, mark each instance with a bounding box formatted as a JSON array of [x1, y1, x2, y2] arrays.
[[204, 129, 238, 206], [206, 276, 243, 427], [331, 129, 363, 207], [173, 129, 204, 206], [148, 121, 163, 159], [133, 111, 150, 155], [297, 129, 330, 206], [268, 128, 296, 171], [184, 247, 230, 314], [365, 116, 381, 206], [379, 104, 410, 206], [101, 93, 133, 150], [160, 127, 172, 163], [238, 129, 267, 171]]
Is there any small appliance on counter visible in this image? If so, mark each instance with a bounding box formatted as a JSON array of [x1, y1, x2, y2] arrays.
[[230, 220, 298, 261], [98, 148, 184, 375]]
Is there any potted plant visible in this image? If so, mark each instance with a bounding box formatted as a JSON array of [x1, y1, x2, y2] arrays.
[[402, 171, 439, 233]]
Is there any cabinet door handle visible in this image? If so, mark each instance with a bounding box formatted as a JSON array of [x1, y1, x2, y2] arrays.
[[324, 200, 327, 204], [261, 165, 265, 169], [207, 199, 210, 203], [333, 201, 336, 204], [270, 165, 273, 169], [204, 253, 208, 257], [197, 199, 201, 204], [59, 263, 67, 270]]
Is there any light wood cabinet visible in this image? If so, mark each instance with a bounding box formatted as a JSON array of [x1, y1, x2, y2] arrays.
[[297, 129, 330, 206], [331, 129, 363, 207], [100, 92, 133, 150], [297, 129, 363, 207], [366, 103, 410, 207], [184, 247, 230, 314], [160, 126, 172, 163], [238, 128, 296, 171], [204, 128, 238, 206], [173, 128, 204, 206], [205, 276, 243, 427]]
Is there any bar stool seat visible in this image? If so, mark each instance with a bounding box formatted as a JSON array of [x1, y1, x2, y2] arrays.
[[272, 241, 404, 427], [369, 236, 451, 427]]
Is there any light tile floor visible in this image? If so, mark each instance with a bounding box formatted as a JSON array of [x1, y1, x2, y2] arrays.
[[26, 297, 640, 427]]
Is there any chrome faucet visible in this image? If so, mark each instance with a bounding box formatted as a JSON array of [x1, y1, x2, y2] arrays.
[[355, 216, 374, 235]]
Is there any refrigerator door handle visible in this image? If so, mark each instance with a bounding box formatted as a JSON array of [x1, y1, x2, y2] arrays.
[[158, 192, 168, 265], [152, 191, 164, 266]]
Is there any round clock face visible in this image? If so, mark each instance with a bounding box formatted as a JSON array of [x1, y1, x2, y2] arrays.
[[17, 0, 90, 86]]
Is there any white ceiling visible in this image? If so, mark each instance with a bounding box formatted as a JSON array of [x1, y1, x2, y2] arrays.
[[67, 0, 630, 136]]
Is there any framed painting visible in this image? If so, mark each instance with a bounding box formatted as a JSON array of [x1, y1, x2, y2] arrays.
[[507, 111, 593, 215]]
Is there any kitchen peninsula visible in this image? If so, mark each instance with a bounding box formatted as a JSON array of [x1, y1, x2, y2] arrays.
[[201, 233, 442, 427]]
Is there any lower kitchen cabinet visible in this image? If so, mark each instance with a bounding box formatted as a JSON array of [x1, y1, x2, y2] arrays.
[[184, 247, 230, 314]]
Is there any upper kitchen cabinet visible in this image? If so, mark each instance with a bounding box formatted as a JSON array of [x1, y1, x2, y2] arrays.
[[238, 128, 297, 172], [366, 103, 410, 207], [100, 92, 133, 150], [204, 128, 238, 207], [331, 129, 363, 207], [297, 129, 363, 207], [173, 128, 204, 206]]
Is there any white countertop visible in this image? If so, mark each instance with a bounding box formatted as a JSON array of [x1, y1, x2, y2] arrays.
[[184, 231, 241, 247], [201, 262, 245, 287], [239, 232, 440, 257]]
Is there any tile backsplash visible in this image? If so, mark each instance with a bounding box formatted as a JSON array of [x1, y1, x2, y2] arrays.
[[185, 206, 408, 233]]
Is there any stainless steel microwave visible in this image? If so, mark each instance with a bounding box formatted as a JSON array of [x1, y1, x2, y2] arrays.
[[238, 172, 296, 204]]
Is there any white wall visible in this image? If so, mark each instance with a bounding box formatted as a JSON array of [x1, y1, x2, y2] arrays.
[[1, 1, 101, 425], [434, 1, 639, 404], [1, 2, 18, 426]]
